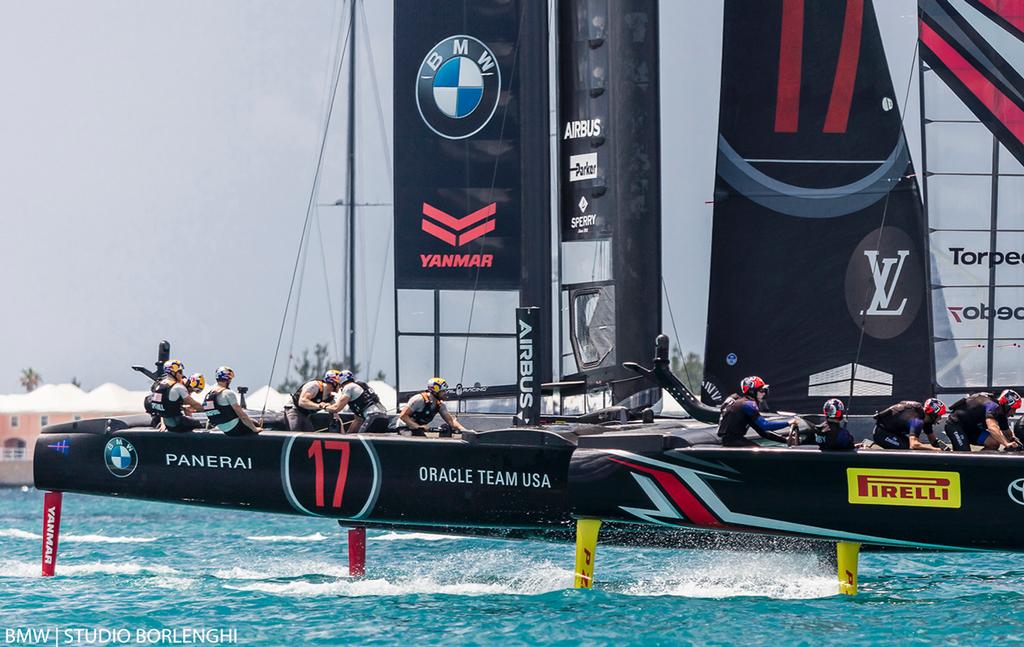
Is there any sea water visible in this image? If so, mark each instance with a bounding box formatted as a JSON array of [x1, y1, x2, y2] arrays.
[[2, 487, 1024, 645]]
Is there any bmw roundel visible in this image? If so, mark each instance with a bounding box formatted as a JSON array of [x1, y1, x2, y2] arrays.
[[104, 437, 138, 478], [416, 35, 501, 140]]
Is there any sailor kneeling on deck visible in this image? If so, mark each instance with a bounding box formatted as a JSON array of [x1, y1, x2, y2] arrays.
[[324, 370, 387, 433], [203, 366, 261, 436], [716, 376, 797, 447], [805, 399, 855, 451], [286, 370, 343, 432], [149, 360, 205, 432], [943, 390, 1022, 452], [872, 398, 947, 451], [392, 377, 466, 436]]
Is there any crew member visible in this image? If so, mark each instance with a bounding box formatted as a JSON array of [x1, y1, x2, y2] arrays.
[[150, 360, 204, 432], [394, 377, 465, 436], [717, 376, 796, 447], [803, 398, 855, 451], [944, 390, 1022, 452], [326, 370, 387, 433], [286, 369, 343, 432], [185, 373, 205, 414], [203, 366, 261, 436], [872, 398, 947, 451]]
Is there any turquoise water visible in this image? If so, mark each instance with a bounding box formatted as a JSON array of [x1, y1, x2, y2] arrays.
[[3, 487, 1024, 645]]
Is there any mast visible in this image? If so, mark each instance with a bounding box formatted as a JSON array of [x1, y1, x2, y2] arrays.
[[345, 0, 357, 371]]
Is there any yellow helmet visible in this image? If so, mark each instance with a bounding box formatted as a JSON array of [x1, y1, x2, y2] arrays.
[[164, 359, 185, 377], [324, 369, 344, 387], [186, 373, 205, 392], [427, 377, 449, 397]]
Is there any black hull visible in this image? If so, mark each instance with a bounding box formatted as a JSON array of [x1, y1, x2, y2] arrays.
[[34, 423, 1024, 551]]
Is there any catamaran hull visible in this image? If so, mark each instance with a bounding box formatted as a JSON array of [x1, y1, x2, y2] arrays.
[[33, 428, 1024, 551]]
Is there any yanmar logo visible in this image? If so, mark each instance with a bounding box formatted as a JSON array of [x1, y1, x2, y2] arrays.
[[420, 202, 496, 269], [847, 468, 960, 508]]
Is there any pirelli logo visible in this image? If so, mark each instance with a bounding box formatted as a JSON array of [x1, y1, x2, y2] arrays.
[[847, 468, 961, 509]]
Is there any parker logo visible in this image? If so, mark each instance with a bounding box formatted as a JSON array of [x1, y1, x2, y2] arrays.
[[569, 152, 598, 182], [948, 303, 1024, 323], [847, 468, 960, 508]]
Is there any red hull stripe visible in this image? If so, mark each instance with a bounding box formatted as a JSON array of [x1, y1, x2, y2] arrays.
[[422, 202, 496, 231], [775, 0, 805, 133], [921, 20, 1024, 146], [609, 458, 724, 527], [824, 0, 864, 133]]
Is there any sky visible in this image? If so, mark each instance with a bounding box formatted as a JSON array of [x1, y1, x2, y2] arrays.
[[0, 1, 922, 393]]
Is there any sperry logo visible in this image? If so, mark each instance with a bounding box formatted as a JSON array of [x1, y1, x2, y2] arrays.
[[860, 250, 910, 316], [421, 202, 496, 247], [847, 468, 960, 508]]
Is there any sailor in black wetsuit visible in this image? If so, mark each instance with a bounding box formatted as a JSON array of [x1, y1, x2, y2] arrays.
[[872, 398, 947, 451], [203, 366, 261, 436], [394, 377, 466, 436], [716, 376, 796, 447], [149, 360, 205, 432], [944, 390, 1022, 452], [808, 399, 855, 451], [327, 370, 387, 433], [285, 370, 342, 432]]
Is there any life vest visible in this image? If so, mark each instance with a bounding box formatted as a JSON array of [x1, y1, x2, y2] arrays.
[[716, 395, 756, 442], [949, 393, 1002, 429], [292, 380, 327, 411], [873, 401, 925, 436], [150, 379, 184, 418], [408, 392, 442, 425], [345, 381, 381, 417], [203, 387, 239, 427]]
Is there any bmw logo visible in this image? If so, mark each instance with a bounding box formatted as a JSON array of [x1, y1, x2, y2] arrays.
[[104, 437, 138, 478], [416, 35, 501, 140]]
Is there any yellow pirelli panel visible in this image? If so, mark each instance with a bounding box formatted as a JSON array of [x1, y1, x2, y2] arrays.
[[846, 468, 961, 509]]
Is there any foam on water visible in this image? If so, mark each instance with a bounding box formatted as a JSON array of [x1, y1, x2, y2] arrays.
[[211, 559, 349, 581], [0, 559, 179, 578], [246, 532, 329, 542], [0, 528, 158, 543]]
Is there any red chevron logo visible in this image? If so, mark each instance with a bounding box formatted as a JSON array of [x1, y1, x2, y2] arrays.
[[421, 202, 497, 247]]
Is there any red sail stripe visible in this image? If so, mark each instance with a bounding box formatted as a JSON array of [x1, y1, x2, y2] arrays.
[[609, 458, 724, 527], [774, 0, 805, 133], [974, 0, 1024, 37], [421, 219, 457, 246], [824, 0, 864, 133], [921, 20, 1024, 145], [457, 219, 496, 245], [421, 202, 497, 231]]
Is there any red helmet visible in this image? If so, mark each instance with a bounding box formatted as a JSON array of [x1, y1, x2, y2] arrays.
[[999, 389, 1022, 411], [823, 398, 845, 420], [740, 376, 768, 396], [924, 398, 947, 417]]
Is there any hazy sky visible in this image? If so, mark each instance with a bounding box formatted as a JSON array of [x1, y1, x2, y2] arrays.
[[0, 1, 922, 393]]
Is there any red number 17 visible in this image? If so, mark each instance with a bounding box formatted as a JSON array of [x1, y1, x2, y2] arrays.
[[307, 440, 351, 508]]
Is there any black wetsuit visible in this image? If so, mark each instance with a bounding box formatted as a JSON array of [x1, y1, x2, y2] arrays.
[[944, 393, 1010, 451], [716, 395, 789, 447], [873, 401, 933, 450], [812, 420, 855, 451]]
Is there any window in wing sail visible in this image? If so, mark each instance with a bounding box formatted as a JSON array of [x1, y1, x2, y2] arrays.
[[571, 287, 616, 369]]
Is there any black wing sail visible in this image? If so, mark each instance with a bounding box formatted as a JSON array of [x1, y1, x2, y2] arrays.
[[392, 0, 551, 401], [702, 0, 932, 414]]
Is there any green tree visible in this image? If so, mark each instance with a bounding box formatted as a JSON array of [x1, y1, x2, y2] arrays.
[[19, 368, 42, 392], [670, 345, 703, 394], [70, 376, 82, 388]]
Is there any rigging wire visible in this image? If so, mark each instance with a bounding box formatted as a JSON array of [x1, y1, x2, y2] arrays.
[[263, 1, 353, 414], [457, 4, 527, 385], [661, 277, 700, 396], [358, 0, 396, 382], [314, 209, 342, 360], [848, 39, 920, 415]]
